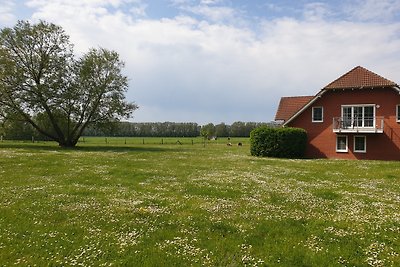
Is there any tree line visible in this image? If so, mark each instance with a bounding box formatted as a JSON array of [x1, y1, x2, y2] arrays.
[[0, 120, 276, 140]]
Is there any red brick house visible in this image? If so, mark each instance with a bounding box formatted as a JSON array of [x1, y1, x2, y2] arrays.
[[275, 66, 400, 160]]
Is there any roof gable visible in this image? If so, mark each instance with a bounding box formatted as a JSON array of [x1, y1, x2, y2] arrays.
[[277, 66, 400, 125], [324, 66, 397, 90], [275, 96, 314, 122]]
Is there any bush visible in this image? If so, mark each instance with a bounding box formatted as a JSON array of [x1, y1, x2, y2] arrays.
[[250, 126, 307, 158]]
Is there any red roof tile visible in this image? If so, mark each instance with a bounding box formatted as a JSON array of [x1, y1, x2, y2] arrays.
[[275, 96, 314, 121], [324, 66, 397, 90]]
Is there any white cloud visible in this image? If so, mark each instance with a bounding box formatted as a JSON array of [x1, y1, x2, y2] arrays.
[[171, 0, 239, 24], [265, 3, 283, 13], [303, 2, 332, 21], [6, 1, 400, 123], [27, 0, 138, 8], [200, 0, 221, 5], [345, 0, 400, 21], [129, 3, 147, 17], [0, 0, 16, 25], [129, 17, 400, 123], [169, 0, 192, 5], [185, 4, 236, 22]]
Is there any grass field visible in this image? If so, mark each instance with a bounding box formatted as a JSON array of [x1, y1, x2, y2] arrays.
[[0, 138, 399, 266]]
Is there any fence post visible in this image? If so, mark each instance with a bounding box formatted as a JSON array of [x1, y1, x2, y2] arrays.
[[0, 135, 3, 142], [32, 136, 35, 143]]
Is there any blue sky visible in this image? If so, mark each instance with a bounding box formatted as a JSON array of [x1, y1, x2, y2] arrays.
[[2, 0, 400, 124]]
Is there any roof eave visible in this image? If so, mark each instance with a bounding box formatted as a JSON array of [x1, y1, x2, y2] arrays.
[[394, 84, 400, 93], [283, 90, 325, 126], [283, 84, 400, 126]]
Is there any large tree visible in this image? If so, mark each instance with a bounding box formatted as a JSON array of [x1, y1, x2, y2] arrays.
[[0, 21, 137, 147]]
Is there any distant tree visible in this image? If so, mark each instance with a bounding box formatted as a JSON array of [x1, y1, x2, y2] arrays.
[[0, 21, 137, 147], [200, 123, 215, 139], [230, 121, 246, 137], [1, 118, 35, 140], [215, 122, 229, 137]]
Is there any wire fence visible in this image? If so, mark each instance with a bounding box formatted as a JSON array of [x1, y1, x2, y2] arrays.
[[78, 137, 248, 146], [0, 136, 249, 147]]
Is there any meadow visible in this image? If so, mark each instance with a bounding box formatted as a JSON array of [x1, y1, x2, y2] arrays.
[[0, 137, 399, 266]]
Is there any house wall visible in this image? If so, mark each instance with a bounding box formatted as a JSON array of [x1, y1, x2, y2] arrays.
[[287, 87, 400, 160]]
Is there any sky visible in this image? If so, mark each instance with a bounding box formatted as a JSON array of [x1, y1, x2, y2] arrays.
[[1, 0, 400, 125]]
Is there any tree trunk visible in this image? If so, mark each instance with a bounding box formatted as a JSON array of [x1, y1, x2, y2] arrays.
[[58, 138, 78, 147]]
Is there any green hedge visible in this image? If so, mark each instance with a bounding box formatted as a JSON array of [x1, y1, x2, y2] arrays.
[[250, 126, 307, 158]]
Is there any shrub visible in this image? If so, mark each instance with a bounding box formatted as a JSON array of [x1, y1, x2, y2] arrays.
[[250, 126, 307, 158]]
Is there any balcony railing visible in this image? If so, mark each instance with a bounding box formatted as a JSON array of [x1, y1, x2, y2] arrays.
[[333, 117, 384, 133]]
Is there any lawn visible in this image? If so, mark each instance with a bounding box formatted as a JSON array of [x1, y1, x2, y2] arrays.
[[0, 138, 399, 266]]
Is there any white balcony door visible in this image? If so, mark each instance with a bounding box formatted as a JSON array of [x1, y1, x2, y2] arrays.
[[342, 106, 352, 127], [341, 105, 375, 128]]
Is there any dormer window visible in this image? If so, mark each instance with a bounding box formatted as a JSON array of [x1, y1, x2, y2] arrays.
[[312, 107, 323, 122]]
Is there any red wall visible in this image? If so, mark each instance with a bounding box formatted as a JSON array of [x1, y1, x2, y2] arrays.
[[287, 87, 400, 160]]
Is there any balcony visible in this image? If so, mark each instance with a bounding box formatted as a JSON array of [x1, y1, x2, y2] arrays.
[[333, 116, 384, 133]]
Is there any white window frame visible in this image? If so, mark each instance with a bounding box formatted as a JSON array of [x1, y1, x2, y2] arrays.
[[397, 105, 400, 122], [354, 135, 366, 153], [312, 106, 323, 123], [336, 135, 348, 153], [341, 104, 375, 128]]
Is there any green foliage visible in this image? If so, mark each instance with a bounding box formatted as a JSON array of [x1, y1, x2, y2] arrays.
[[1, 119, 35, 140], [101, 122, 278, 140], [198, 122, 273, 139], [84, 122, 201, 137], [250, 126, 307, 158], [200, 123, 215, 138], [214, 122, 229, 137], [0, 21, 137, 147]]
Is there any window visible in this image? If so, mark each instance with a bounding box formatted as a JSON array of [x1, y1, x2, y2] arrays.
[[341, 105, 375, 128], [397, 105, 400, 122], [312, 107, 323, 122], [336, 136, 348, 152], [354, 136, 366, 153]]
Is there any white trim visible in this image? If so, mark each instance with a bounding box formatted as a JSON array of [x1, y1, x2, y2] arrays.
[[283, 86, 400, 127], [341, 104, 376, 128], [397, 104, 400, 122], [336, 135, 348, 153], [312, 106, 324, 122], [354, 135, 367, 153], [283, 90, 325, 126], [341, 103, 375, 107], [394, 85, 400, 94]]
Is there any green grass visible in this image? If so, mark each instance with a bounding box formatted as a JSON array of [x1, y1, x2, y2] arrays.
[[0, 138, 399, 266]]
